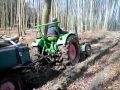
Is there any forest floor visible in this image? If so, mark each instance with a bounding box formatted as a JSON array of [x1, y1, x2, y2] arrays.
[[34, 31, 120, 90], [1, 30, 120, 90]]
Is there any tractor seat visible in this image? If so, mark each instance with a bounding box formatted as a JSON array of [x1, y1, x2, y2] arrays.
[[47, 35, 58, 42]]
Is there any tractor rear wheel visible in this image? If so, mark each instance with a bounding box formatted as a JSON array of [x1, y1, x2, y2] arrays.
[[59, 35, 80, 65], [0, 78, 23, 90]]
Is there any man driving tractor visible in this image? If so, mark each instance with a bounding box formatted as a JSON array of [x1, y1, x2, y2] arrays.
[[47, 18, 67, 41]]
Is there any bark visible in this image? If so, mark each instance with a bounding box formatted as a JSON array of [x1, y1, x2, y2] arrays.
[[41, 0, 52, 36], [10, 0, 13, 31], [18, 0, 26, 36], [89, 0, 94, 31], [1, 0, 5, 28]]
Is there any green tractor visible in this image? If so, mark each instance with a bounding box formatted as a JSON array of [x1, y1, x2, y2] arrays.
[[32, 20, 91, 67]]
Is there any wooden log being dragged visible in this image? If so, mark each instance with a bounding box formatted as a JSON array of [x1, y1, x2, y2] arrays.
[[52, 40, 119, 90]]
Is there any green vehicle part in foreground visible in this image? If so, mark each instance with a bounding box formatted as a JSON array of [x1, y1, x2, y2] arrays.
[[32, 21, 91, 66]]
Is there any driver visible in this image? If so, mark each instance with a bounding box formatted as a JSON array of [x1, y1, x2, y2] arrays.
[[47, 18, 67, 37]]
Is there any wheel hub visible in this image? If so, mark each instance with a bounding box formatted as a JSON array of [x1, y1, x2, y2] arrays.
[[68, 44, 77, 60], [86, 46, 91, 56]]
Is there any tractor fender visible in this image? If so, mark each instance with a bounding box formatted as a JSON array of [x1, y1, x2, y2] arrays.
[[56, 32, 76, 45]]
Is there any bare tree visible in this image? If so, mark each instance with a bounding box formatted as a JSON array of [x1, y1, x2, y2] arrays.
[[18, 0, 26, 36], [41, 0, 52, 36], [0, 0, 120, 35]]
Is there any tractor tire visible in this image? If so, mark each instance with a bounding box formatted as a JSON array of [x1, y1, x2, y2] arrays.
[[59, 35, 80, 65], [0, 77, 24, 90], [85, 44, 91, 58]]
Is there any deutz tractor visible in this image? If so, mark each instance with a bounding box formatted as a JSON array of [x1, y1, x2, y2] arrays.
[[32, 20, 91, 67]]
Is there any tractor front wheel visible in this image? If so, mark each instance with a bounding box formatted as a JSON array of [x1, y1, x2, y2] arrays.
[[85, 44, 91, 58]]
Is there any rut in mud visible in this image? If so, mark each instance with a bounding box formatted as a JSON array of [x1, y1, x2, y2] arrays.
[[67, 42, 120, 90]]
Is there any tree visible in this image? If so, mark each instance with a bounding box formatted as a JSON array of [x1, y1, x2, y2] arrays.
[[41, 0, 52, 36], [18, 0, 26, 36]]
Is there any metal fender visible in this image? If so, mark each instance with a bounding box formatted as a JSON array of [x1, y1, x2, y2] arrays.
[[56, 32, 76, 45]]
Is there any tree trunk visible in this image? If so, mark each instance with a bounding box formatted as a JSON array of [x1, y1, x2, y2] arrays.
[[41, 0, 52, 36], [18, 0, 26, 36], [89, 0, 93, 31], [1, 0, 5, 28]]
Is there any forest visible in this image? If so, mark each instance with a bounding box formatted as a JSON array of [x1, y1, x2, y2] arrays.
[[0, 0, 120, 35], [0, 0, 120, 90]]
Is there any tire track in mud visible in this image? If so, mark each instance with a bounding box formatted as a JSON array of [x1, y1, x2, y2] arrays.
[[98, 72, 120, 90], [36, 38, 120, 90], [67, 42, 120, 90]]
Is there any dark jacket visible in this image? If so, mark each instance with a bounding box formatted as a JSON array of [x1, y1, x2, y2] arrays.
[[47, 23, 61, 36], [47, 23, 68, 37]]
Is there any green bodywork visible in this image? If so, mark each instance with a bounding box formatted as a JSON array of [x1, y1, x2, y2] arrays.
[[32, 32, 76, 46], [32, 22, 77, 62], [32, 22, 77, 54], [32, 22, 87, 62]]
